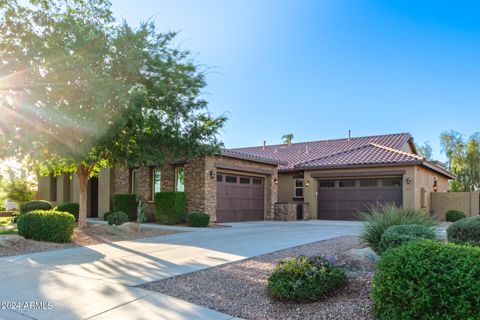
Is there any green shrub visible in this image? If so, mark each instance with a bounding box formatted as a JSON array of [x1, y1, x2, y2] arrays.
[[19, 200, 53, 214], [103, 211, 113, 221], [188, 212, 210, 227], [107, 211, 129, 226], [372, 240, 480, 319], [55, 202, 79, 221], [360, 203, 436, 252], [446, 209, 466, 222], [379, 224, 436, 253], [113, 194, 137, 221], [267, 255, 346, 301], [17, 210, 75, 243], [154, 192, 186, 225], [447, 215, 480, 246]]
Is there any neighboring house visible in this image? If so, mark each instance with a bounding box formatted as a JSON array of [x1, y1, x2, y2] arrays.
[[37, 133, 455, 222]]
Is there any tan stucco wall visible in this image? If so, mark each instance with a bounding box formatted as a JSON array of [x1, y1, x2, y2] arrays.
[[431, 191, 480, 220], [277, 172, 304, 203], [413, 166, 449, 212], [36, 176, 51, 201]]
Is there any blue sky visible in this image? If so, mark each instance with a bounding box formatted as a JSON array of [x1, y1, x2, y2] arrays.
[[111, 0, 480, 160]]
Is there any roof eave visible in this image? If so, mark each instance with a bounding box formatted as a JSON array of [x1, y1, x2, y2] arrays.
[[295, 161, 423, 171], [219, 149, 286, 166], [421, 161, 457, 179]]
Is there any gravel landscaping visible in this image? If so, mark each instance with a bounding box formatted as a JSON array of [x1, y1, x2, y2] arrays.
[[0, 223, 183, 257], [141, 236, 375, 320]]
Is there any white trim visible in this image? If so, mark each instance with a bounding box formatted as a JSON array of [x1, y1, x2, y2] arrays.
[[152, 169, 161, 197], [175, 167, 185, 192], [293, 178, 304, 198], [131, 169, 140, 196]]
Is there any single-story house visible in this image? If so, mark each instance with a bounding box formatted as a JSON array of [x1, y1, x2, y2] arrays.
[[37, 132, 455, 222]]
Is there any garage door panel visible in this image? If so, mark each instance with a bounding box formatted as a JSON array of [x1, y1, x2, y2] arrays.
[[318, 177, 402, 221], [216, 173, 265, 223]]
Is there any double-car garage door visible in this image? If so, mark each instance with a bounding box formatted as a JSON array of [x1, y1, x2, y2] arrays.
[[216, 173, 265, 222], [317, 177, 403, 220]]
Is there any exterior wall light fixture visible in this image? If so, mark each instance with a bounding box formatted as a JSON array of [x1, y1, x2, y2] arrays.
[[305, 180, 310, 187], [209, 170, 215, 179], [274, 178, 278, 185], [406, 177, 412, 184], [433, 177, 438, 192]]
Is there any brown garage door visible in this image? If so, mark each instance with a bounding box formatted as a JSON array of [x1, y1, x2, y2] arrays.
[[216, 173, 265, 222], [317, 177, 403, 220]]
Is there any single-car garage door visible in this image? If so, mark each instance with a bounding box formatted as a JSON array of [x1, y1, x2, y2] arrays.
[[216, 173, 265, 222], [317, 177, 403, 220]]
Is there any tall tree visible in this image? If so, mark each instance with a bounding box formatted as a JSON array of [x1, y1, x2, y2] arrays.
[[0, 0, 226, 227], [440, 131, 480, 191], [416, 142, 433, 160], [282, 133, 294, 144]]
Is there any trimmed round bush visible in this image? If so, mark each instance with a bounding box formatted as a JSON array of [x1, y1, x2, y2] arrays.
[[188, 212, 210, 227], [446, 209, 466, 222], [154, 192, 186, 225], [103, 211, 113, 221], [372, 240, 480, 319], [19, 200, 53, 214], [55, 202, 79, 221], [379, 224, 436, 253], [107, 211, 129, 226], [447, 215, 480, 246], [17, 210, 75, 243], [113, 194, 137, 221], [267, 255, 347, 301]]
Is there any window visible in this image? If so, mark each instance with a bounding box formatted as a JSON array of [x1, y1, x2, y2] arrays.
[[360, 179, 378, 187], [294, 179, 304, 198], [382, 178, 402, 187], [132, 169, 140, 197], [216, 174, 223, 182], [152, 169, 161, 195], [225, 175, 237, 183], [339, 180, 356, 188], [319, 180, 335, 188], [252, 178, 263, 185], [240, 177, 250, 184], [175, 167, 185, 192]]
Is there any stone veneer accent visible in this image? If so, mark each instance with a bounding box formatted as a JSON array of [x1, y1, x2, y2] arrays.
[[111, 155, 279, 223], [273, 202, 311, 221]]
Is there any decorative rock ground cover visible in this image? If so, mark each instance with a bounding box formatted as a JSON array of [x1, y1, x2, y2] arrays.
[[141, 236, 375, 320]]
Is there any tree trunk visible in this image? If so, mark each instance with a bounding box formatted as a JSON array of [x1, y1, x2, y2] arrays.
[[77, 164, 90, 228]]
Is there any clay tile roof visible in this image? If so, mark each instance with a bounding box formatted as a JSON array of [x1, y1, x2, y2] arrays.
[[229, 133, 413, 170], [296, 143, 424, 169]]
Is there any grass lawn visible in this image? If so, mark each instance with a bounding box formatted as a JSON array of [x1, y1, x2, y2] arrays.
[[0, 217, 17, 235]]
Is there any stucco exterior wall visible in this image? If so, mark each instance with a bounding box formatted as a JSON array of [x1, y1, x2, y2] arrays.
[[413, 165, 449, 212], [431, 191, 480, 220], [36, 176, 51, 201]]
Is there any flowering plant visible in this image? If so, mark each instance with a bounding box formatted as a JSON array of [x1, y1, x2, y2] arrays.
[[267, 254, 346, 301]]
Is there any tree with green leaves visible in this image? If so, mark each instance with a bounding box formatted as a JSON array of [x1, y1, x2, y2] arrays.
[[440, 131, 480, 191], [282, 133, 294, 144], [0, 0, 226, 227], [416, 142, 433, 160]]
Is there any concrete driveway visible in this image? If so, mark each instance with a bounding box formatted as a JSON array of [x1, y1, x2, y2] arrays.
[[0, 220, 361, 320]]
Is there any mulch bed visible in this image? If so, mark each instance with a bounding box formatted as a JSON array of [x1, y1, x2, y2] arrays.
[[0, 224, 183, 258], [141, 236, 375, 320]]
